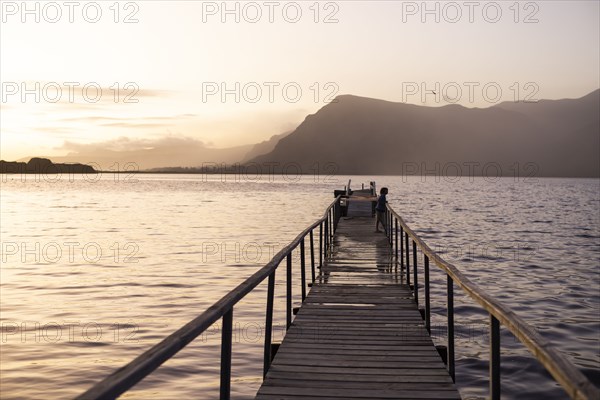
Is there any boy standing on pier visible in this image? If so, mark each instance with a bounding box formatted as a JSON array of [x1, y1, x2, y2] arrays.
[[375, 187, 389, 233]]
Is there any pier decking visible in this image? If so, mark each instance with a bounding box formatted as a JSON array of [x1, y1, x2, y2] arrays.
[[255, 202, 460, 399]]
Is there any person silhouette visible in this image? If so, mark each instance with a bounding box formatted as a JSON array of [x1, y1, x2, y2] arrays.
[[375, 187, 388, 233]]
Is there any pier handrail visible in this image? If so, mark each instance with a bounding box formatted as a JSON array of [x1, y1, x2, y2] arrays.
[[385, 205, 599, 400], [77, 196, 342, 400]]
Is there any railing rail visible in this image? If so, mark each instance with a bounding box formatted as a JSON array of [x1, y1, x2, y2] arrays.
[[77, 196, 342, 400], [385, 205, 599, 400]]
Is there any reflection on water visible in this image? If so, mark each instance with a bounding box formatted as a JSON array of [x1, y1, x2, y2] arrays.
[[1, 174, 598, 399]]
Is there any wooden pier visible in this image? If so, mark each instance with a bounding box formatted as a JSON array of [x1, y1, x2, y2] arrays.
[[78, 190, 599, 400], [255, 201, 460, 399]]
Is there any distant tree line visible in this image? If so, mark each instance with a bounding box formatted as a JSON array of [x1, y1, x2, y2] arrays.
[[0, 158, 97, 174]]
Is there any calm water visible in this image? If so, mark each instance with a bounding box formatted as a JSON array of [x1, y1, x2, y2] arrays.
[[1, 174, 598, 399]]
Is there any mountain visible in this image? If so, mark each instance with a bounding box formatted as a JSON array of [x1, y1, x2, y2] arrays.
[[249, 90, 599, 177], [241, 131, 292, 163]]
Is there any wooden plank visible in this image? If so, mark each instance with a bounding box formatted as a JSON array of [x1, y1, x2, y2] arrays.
[[267, 365, 452, 376], [278, 345, 437, 352], [285, 325, 427, 332], [264, 371, 454, 384], [285, 327, 430, 335], [283, 339, 435, 346], [273, 353, 444, 362], [263, 379, 457, 390], [256, 396, 456, 400], [278, 343, 440, 352], [275, 349, 442, 357], [270, 357, 446, 369], [257, 386, 461, 399]]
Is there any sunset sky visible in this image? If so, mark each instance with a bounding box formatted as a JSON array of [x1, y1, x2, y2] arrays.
[[1, 0, 598, 162]]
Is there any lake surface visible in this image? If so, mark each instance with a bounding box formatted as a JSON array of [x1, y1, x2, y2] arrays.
[[1, 173, 598, 399]]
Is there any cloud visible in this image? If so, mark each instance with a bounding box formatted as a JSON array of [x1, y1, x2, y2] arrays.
[[49, 135, 255, 169], [2, 83, 172, 110], [60, 135, 208, 153], [60, 114, 198, 123], [35, 126, 77, 134], [58, 115, 198, 133], [99, 122, 171, 129]]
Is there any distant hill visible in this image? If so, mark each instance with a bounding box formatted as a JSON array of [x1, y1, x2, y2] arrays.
[[241, 131, 292, 163], [0, 158, 97, 174], [20, 137, 254, 171], [250, 90, 600, 177]]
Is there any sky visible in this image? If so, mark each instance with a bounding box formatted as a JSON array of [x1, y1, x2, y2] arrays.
[[1, 0, 599, 162]]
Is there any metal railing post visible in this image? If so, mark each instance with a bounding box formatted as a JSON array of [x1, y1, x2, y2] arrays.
[[286, 253, 292, 330], [324, 217, 329, 259], [300, 239, 306, 302], [447, 274, 455, 382], [400, 226, 404, 269], [327, 208, 331, 238], [330, 208, 334, 240], [220, 309, 233, 400], [405, 232, 410, 286], [424, 255, 431, 333], [389, 212, 393, 245], [332, 204, 335, 231], [490, 315, 501, 400], [319, 222, 323, 269], [413, 240, 418, 306], [333, 203, 336, 231], [263, 271, 276, 377], [386, 209, 390, 242], [394, 218, 398, 263], [310, 230, 316, 283], [383, 208, 392, 244], [388, 211, 392, 243]]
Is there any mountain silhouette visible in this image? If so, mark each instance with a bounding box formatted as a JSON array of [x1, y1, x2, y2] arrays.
[[249, 90, 599, 177], [241, 131, 292, 163]]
